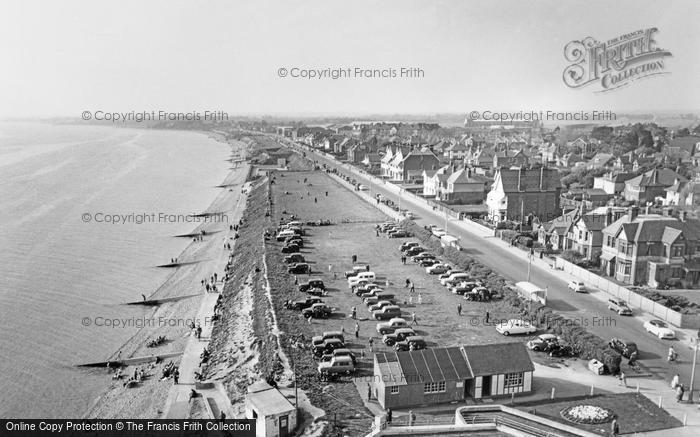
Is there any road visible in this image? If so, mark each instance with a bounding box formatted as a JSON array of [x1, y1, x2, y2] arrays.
[[275, 136, 698, 392]]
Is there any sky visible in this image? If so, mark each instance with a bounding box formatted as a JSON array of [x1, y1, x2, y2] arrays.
[[1, 0, 699, 118]]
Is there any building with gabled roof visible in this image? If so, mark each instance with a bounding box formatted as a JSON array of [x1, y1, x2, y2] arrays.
[[623, 167, 687, 203], [486, 166, 561, 223], [373, 343, 534, 409]]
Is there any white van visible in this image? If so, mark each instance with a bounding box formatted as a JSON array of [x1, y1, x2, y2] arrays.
[[348, 271, 376, 287]]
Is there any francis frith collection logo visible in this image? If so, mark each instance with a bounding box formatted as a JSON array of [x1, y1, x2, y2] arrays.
[[563, 28, 672, 92]]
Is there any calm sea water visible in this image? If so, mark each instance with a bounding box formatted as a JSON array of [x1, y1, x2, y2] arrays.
[[0, 122, 230, 418]]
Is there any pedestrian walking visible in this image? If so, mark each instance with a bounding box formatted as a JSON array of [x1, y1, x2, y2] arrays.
[[671, 374, 680, 389], [408, 410, 415, 427], [367, 383, 372, 399], [341, 326, 345, 336], [196, 326, 202, 340], [676, 384, 685, 402], [366, 264, 370, 271], [355, 322, 360, 338], [411, 313, 418, 326], [619, 371, 626, 387], [386, 408, 392, 425], [485, 311, 490, 324], [376, 229, 379, 237], [352, 254, 357, 263], [611, 419, 619, 436], [410, 283, 415, 293], [409, 295, 413, 305], [418, 293, 423, 305], [405, 278, 411, 288], [351, 307, 357, 319], [401, 256, 406, 264], [457, 303, 462, 316], [294, 275, 298, 285], [368, 337, 374, 352], [173, 369, 179, 385]]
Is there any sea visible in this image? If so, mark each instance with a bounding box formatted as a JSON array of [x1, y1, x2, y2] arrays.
[[0, 122, 230, 418]]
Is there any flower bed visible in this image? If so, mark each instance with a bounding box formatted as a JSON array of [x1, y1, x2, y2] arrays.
[[560, 405, 614, 424]]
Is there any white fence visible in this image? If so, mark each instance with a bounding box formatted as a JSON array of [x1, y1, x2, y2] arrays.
[[555, 257, 700, 329]]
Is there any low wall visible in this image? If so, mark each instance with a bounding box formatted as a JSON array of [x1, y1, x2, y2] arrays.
[[555, 257, 700, 329]]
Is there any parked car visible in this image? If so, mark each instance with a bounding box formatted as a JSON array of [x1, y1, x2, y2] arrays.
[[495, 319, 537, 336], [395, 336, 427, 351], [527, 334, 559, 351], [320, 348, 357, 365], [302, 303, 332, 319], [608, 338, 637, 358], [450, 281, 481, 295], [388, 230, 409, 238], [372, 305, 402, 320], [345, 265, 367, 278], [348, 272, 376, 287], [382, 328, 416, 346], [426, 264, 451, 274], [289, 297, 322, 310], [441, 272, 469, 286], [567, 280, 586, 292], [376, 318, 409, 335], [548, 344, 574, 357], [412, 253, 436, 263], [431, 228, 447, 237], [643, 319, 676, 339], [439, 270, 464, 282], [317, 355, 355, 376], [358, 184, 368, 191], [355, 283, 381, 296], [284, 253, 305, 264], [405, 247, 426, 256], [311, 331, 345, 347], [288, 263, 310, 274], [276, 229, 296, 241], [298, 279, 325, 293], [359, 288, 385, 299], [369, 300, 395, 313], [284, 236, 304, 247], [364, 293, 395, 306], [401, 242, 420, 252], [463, 286, 492, 301], [281, 243, 300, 253], [419, 258, 439, 267], [608, 298, 632, 316]]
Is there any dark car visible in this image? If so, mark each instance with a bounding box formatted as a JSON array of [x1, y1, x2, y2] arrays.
[[302, 303, 332, 319], [419, 258, 438, 267], [281, 243, 300, 253], [549, 344, 574, 357], [284, 253, 305, 264], [405, 247, 426, 256], [288, 263, 310, 274], [412, 253, 436, 263], [382, 328, 416, 346], [313, 338, 345, 357], [289, 297, 322, 310], [394, 336, 427, 351], [400, 242, 420, 252], [299, 279, 325, 293], [608, 338, 638, 358], [320, 348, 357, 365], [284, 236, 304, 247]]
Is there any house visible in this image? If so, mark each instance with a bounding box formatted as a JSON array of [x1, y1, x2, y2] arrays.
[[560, 188, 612, 212], [538, 209, 578, 251], [246, 381, 297, 437], [493, 149, 529, 169], [441, 167, 490, 204], [566, 206, 625, 261], [567, 137, 598, 155], [539, 143, 558, 163], [486, 167, 561, 223], [386, 148, 440, 182], [444, 142, 469, 161], [381, 144, 408, 178], [585, 152, 614, 170], [600, 208, 700, 287], [422, 165, 451, 197], [623, 168, 687, 203], [373, 343, 534, 409], [593, 172, 636, 195], [362, 153, 382, 173], [466, 146, 494, 168]]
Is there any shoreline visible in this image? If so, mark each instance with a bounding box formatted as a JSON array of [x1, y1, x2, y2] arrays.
[[83, 133, 250, 419]]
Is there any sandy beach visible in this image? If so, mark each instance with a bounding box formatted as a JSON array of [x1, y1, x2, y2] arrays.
[[85, 135, 251, 419]]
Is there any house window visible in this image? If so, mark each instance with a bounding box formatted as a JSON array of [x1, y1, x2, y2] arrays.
[[504, 372, 524, 388], [390, 386, 399, 394], [424, 381, 446, 393], [672, 245, 684, 257]]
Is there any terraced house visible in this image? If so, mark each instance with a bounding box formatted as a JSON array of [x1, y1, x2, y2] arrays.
[[600, 207, 700, 287]]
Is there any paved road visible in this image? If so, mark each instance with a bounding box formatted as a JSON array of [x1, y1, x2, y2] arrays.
[[277, 137, 699, 392]]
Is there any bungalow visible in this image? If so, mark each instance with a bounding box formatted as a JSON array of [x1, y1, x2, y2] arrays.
[[245, 381, 297, 437], [373, 343, 534, 409]]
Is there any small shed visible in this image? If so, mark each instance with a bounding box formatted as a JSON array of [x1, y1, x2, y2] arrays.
[[245, 381, 297, 437]]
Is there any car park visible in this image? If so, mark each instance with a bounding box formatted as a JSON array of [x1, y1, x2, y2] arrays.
[[527, 334, 559, 351], [284, 253, 305, 264], [608, 298, 632, 315], [567, 280, 586, 292], [495, 319, 537, 336], [643, 319, 676, 339], [382, 328, 416, 346], [394, 336, 427, 351], [288, 263, 310, 274], [608, 338, 637, 358], [302, 303, 332, 319], [317, 355, 355, 376], [372, 305, 402, 320], [376, 318, 409, 335], [426, 263, 451, 274]]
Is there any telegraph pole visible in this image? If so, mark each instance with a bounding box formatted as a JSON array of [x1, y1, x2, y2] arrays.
[[690, 332, 699, 402]]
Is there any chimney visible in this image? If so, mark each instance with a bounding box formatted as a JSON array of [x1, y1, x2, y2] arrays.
[[627, 206, 639, 222]]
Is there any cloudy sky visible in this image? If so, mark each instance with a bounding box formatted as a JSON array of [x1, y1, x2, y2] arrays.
[[1, 0, 698, 117]]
